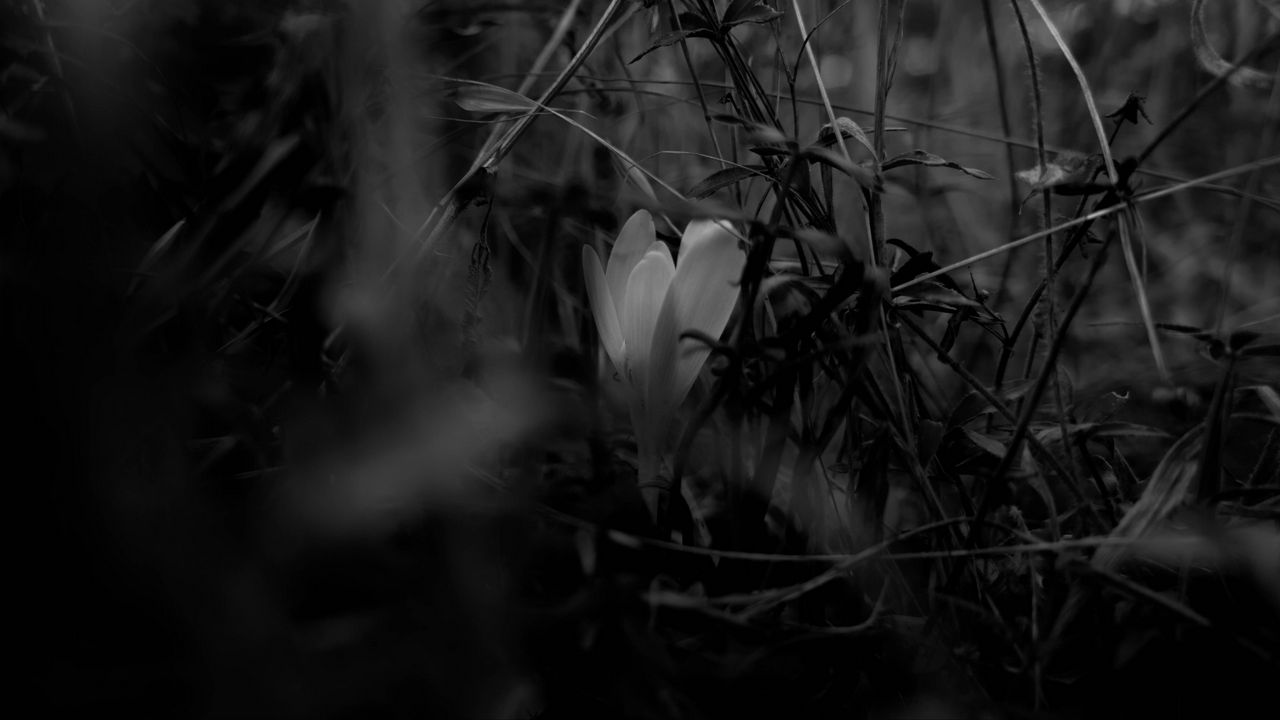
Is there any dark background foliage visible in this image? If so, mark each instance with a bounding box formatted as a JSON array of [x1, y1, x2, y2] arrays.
[[7, 1, 1277, 717]]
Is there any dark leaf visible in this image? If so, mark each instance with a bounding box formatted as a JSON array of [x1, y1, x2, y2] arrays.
[[802, 146, 882, 192], [1229, 330, 1261, 352], [1087, 422, 1171, 440], [883, 150, 993, 179], [919, 419, 945, 468], [1240, 343, 1280, 358], [852, 430, 893, 543], [894, 285, 985, 312], [886, 237, 923, 257], [722, 0, 784, 28], [453, 84, 537, 114], [744, 124, 790, 146], [710, 113, 752, 126], [629, 26, 715, 64], [816, 116, 876, 156], [778, 158, 812, 195], [749, 145, 794, 158], [1158, 322, 1210, 337], [1042, 422, 1172, 441], [788, 227, 847, 254], [940, 309, 965, 355], [688, 164, 767, 198], [889, 249, 961, 292], [965, 429, 1008, 460], [675, 10, 716, 32]]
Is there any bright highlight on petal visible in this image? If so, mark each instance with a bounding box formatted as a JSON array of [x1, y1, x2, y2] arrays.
[[620, 243, 675, 399]]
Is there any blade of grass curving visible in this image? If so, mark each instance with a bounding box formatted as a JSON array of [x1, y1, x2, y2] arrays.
[[1191, 0, 1276, 90], [870, 0, 916, 451], [513, 473, 1147, 564], [546, 75, 1280, 210], [980, 0, 1019, 221], [412, 0, 634, 262], [1024, 0, 1118, 185], [516, 0, 584, 98], [789, 0, 914, 450], [445, 78, 686, 202], [893, 155, 1280, 293], [483, 0, 636, 171], [788, 0, 859, 246], [1246, 427, 1279, 488], [870, 0, 906, 264], [1136, 27, 1280, 166], [1010, 0, 1082, 498], [1117, 207, 1170, 381], [721, 9, 782, 130], [735, 517, 976, 619]]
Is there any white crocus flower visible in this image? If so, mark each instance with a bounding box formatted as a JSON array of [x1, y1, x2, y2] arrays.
[[582, 210, 746, 521]]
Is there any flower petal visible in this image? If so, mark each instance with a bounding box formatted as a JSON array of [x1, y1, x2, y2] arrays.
[[606, 210, 656, 315], [647, 219, 745, 431], [676, 216, 726, 265], [582, 244, 625, 372], [620, 242, 675, 401]]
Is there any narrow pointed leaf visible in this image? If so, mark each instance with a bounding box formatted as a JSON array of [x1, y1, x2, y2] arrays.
[[725, 5, 783, 27], [1118, 210, 1168, 380], [582, 245, 625, 372], [816, 116, 876, 157], [709, 113, 752, 127], [629, 26, 714, 65], [606, 210, 657, 315], [453, 84, 539, 114], [894, 285, 985, 311], [723, 0, 783, 27], [965, 429, 1008, 460], [688, 164, 767, 199], [623, 163, 658, 203], [744, 124, 790, 146], [882, 150, 994, 179]]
